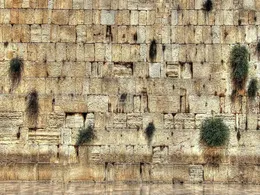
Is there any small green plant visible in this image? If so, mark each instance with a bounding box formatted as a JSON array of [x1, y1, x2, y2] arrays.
[[145, 122, 155, 144], [76, 125, 95, 146], [248, 78, 258, 98], [25, 90, 39, 123], [203, 0, 213, 12], [149, 39, 157, 62], [230, 45, 249, 93], [9, 57, 24, 88], [200, 118, 230, 147]]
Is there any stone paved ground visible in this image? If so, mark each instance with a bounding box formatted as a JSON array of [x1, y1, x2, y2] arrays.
[[1, 182, 260, 195]]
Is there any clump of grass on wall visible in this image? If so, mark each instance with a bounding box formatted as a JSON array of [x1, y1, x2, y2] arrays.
[[9, 57, 24, 88], [203, 0, 213, 12], [76, 125, 95, 146], [25, 90, 39, 124], [248, 78, 258, 98], [200, 118, 230, 147], [145, 122, 155, 144], [230, 45, 249, 94], [149, 39, 157, 62]]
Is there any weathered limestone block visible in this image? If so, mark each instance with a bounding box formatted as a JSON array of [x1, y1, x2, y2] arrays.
[[52, 10, 69, 25], [152, 145, 169, 164], [118, 78, 136, 94], [54, 0, 72, 9], [66, 114, 84, 128], [193, 62, 211, 79], [114, 63, 133, 77], [113, 113, 127, 129], [59, 26, 76, 42], [245, 26, 257, 43], [243, 0, 255, 10], [127, 113, 142, 129], [72, 0, 84, 9], [31, 24, 42, 42], [101, 10, 115, 25], [189, 95, 219, 114], [87, 95, 108, 112], [174, 113, 195, 130], [133, 62, 148, 78], [56, 43, 66, 62], [149, 63, 161, 78], [164, 114, 174, 129], [69, 10, 84, 25], [151, 164, 173, 183], [112, 164, 141, 182]]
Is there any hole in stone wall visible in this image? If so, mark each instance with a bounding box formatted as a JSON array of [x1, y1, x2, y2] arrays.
[[120, 93, 127, 102], [140, 162, 144, 176], [57, 144, 60, 159], [149, 39, 157, 62], [133, 32, 138, 42], [237, 130, 241, 141], [4, 42, 8, 47], [162, 44, 166, 52], [16, 127, 21, 139]]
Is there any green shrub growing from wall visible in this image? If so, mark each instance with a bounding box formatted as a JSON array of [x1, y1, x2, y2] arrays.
[[230, 45, 249, 95], [76, 125, 95, 146], [203, 0, 213, 12], [257, 41, 260, 53], [200, 118, 230, 147], [25, 90, 39, 123], [9, 57, 24, 88], [145, 122, 155, 144], [248, 78, 258, 98]]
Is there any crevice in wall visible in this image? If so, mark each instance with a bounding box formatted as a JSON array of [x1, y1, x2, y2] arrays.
[[16, 127, 21, 139], [57, 144, 60, 159], [149, 39, 157, 62], [106, 25, 113, 42], [133, 32, 138, 42]]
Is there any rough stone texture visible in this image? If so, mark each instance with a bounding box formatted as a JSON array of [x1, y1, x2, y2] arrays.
[[0, 0, 260, 184]]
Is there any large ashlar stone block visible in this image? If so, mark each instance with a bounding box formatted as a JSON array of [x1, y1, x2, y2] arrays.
[[52, 10, 69, 25], [87, 95, 108, 112], [243, 0, 255, 10], [101, 10, 115, 25], [245, 26, 257, 43], [59, 26, 76, 42], [148, 96, 180, 113], [149, 63, 161, 78]]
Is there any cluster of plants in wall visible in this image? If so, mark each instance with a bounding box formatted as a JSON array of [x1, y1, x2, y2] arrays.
[[230, 45, 249, 100], [76, 125, 95, 146], [200, 118, 230, 147], [145, 122, 156, 145], [25, 90, 39, 125], [203, 0, 213, 12], [9, 57, 24, 89]]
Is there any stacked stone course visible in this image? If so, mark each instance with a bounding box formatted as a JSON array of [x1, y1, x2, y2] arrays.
[[0, 0, 260, 183]]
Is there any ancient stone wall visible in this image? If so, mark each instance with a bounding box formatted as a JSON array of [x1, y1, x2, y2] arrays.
[[0, 0, 260, 183]]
